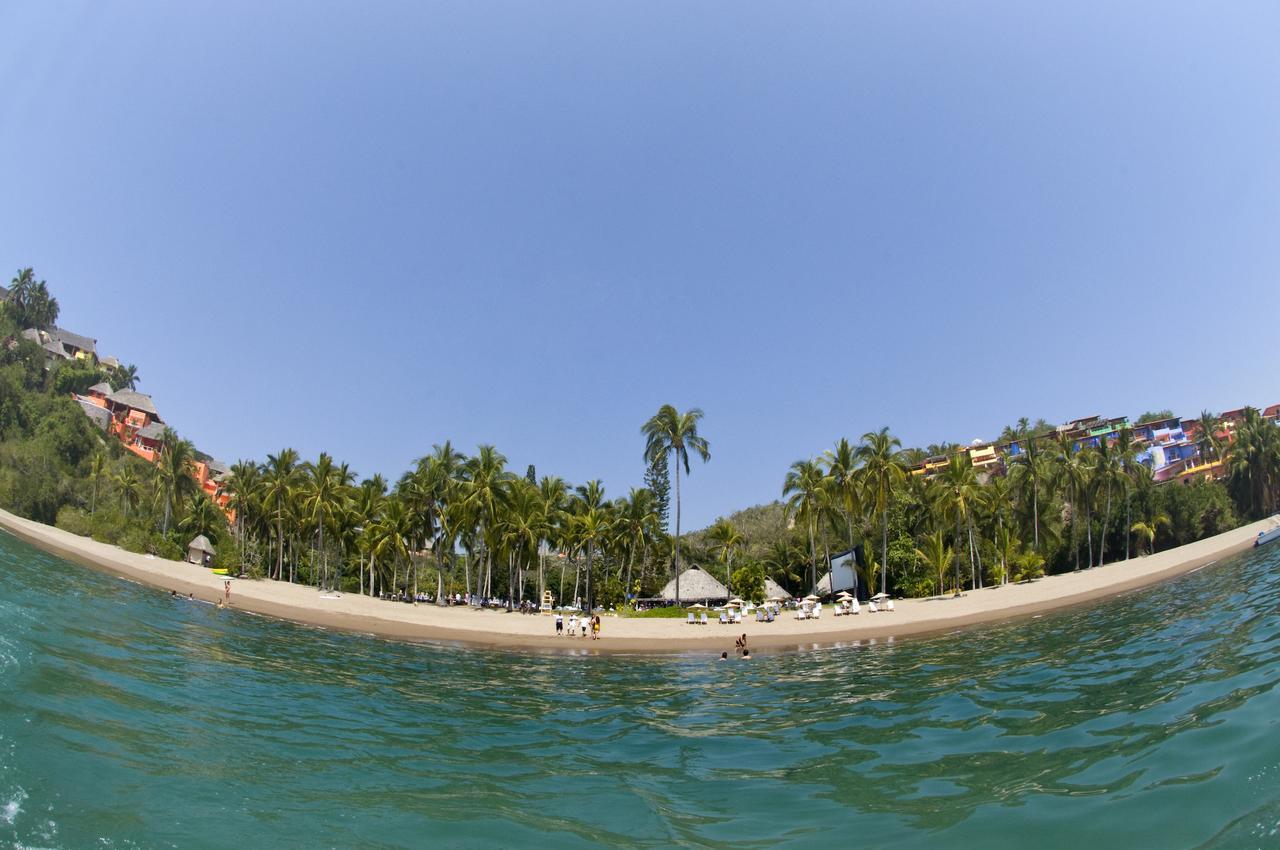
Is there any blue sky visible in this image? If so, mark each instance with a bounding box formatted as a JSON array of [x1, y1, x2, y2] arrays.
[[2, 2, 1278, 529]]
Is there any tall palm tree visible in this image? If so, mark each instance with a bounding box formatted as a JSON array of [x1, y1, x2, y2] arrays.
[[261, 448, 302, 581], [936, 453, 980, 591], [856, 427, 905, 597], [225, 461, 262, 567], [115, 465, 142, 519], [156, 428, 198, 536], [617, 487, 658, 606], [303, 453, 353, 591], [642, 405, 711, 605], [354, 475, 387, 595], [783, 458, 828, 594], [1227, 408, 1280, 518], [823, 437, 861, 552], [88, 451, 108, 515], [1009, 434, 1048, 552], [463, 445, 512, 602], [1194, 410, 1223, 462]]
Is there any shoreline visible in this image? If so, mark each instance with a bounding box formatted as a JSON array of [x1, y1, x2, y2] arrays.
[[1, 508, 1275, 655]]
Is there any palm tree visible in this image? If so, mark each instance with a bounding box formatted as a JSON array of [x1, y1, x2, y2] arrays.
[[1130, 512, 1170, 556], [783, 458, 828, 595], [463, 445, 512, 602], [302, 453, 353, 591], [707, 518, 744, 596], [261, 449, 302, 581], [181, 493, 227, 541], [575, 505, 609, 613], [1226, 408, 1280, 519], [936, 453, 980, 592], [823, 437, 861, 552], [354, 475, 387, 595], [115, 465, 142, 519], [856, 427, 905, 597], [88, 451, 108, 515], [113, 364, 140, 391], [915, 530, 952, 597], [617, 487, 658, 606], [225, 461, 261, 567], [6, 269, 34, 319], [156, 428, 198, 536], [26, 281, 58, 329], [641, 404, 711, 605], [1194, 410, 1222, 462], [1009, 434, 1048, 552]]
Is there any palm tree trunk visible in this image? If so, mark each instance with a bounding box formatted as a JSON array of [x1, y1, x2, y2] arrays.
[[1125, 490, 1132, 560], [1100, 484, 1112, 566], [674, 457, 682, 605], [881, 508, 889, 597], [276, 516, 284, 581], [1032, 477, 1040, 552], [585, 546, 593, 613], [954, 511, 963, 593], [807, 520, 817, 595], [1085, 503, 1094, 568]]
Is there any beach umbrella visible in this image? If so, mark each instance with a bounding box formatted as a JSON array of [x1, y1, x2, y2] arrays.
[[803, 594, 819, 602], [836, 591, 854, 600], [768, 595, 786, 603], [871, 592, 889, 601], [727, 597, 745, 607], [687, 602, 708, 609]]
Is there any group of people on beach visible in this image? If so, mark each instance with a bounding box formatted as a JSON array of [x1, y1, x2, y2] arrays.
[[554, 612, 601, 639]]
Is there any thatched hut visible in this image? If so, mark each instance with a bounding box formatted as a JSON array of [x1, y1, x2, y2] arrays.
[[186, 535, 215, 566], [763, 577, 791, 601], [658, 566, 728, 604]]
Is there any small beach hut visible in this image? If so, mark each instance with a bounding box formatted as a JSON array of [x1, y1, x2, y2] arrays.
[[186, 535, 215, 566]]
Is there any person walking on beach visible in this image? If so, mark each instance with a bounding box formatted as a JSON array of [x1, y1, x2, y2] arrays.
[[224, 580, 231, 606], [568, 613, 578, 636], [555, 613, 564, 636], [591, 615, 601, 640]]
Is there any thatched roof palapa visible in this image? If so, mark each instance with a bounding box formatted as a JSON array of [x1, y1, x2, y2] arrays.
[[658, 566, 728, 602]]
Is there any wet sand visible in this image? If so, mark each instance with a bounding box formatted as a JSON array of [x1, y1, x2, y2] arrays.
[[1, 508, 1275, 654]]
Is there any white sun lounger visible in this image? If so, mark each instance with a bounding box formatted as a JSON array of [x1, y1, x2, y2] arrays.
[[885, 599, 895, 611], [718, 612, 728, 625], [700, 613, 709, 626], [867, 599, 879, 613], [687, 613, 695, 624]]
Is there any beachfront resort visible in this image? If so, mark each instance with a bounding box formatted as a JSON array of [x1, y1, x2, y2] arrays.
[[1, 271, 1278, 647]]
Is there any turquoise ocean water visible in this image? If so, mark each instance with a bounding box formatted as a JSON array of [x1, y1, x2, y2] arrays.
[[2, 531, 1280, 849]]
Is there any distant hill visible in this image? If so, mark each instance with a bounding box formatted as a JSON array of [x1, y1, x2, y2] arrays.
[[685, 501, 792, 561]]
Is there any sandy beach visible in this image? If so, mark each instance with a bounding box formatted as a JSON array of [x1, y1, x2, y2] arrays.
[[2, 508, 1275, 654]]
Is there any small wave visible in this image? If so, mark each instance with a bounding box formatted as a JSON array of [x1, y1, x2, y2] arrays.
[[3, 787, 26, 825]]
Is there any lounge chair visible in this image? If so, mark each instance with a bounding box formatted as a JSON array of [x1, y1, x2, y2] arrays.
[[733, 611, 743, 624], [755, 609, 764, 623], [867, 599, 879, 613], [849, 601, 860, 615], [813, 604, 822, 619], [700, 612, 709, 626], [687, 612, 695, 625], [885, 599, 895, 612], [718, 612, 728, 625]]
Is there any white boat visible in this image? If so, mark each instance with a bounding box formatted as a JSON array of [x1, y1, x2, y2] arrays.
[[1255, 522, 1280, 548]]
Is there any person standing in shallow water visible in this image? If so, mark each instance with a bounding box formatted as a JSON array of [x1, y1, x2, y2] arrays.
[[555, 613, 563, 636]]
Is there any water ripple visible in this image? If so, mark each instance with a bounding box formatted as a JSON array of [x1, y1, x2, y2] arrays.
[[1, 534, 1279, 847]]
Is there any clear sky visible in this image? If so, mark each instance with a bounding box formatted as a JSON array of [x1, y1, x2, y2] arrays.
[[2, 2, 1278, 529]]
